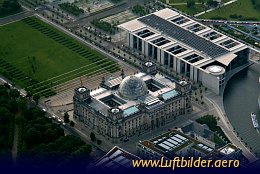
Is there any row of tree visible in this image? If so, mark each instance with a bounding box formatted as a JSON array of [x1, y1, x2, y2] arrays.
[[58, 2, 84, 16], [0, 0, 21, 17], [187, 0, 219, 8], [0, 84, 92, 168], [252, 0, 260, 10], [0, 86, 19, 162], [17, 106, 92, 167]]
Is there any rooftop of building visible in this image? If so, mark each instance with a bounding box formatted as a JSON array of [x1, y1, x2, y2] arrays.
[[138, 129, 215, 159], [118, 8, 248, 74], [180, 120, 214, 139], [90, 146, 140, 171], [82, 72, 186, 117]]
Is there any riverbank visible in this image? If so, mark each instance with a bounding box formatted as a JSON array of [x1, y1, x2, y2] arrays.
[[224, 63, 260, 158]]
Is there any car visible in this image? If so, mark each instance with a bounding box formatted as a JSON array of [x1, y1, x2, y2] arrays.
[[52, 114, 56, 119], [42, 108, 46, 112], [57, 118, 62, 122]]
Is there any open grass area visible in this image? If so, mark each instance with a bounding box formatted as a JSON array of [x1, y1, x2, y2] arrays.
[[199, 0, 260, 21], [173, 4, 205, 15], [160, 0, 205, 15], [0, 17, 120, 97]]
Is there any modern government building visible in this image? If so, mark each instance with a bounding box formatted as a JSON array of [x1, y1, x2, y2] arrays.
[[73, 64, 192, 143], [118, 8, 249, 94]]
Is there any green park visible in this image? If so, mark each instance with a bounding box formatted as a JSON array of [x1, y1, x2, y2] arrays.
[[0, 17, 120, 97], [200, 0, 260, 21]]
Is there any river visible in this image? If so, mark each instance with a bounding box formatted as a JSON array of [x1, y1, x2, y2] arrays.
[[224, 64, 260, 157]]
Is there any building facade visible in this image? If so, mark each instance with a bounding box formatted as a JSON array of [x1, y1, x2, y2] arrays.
[[119, 8, 249, 94], [73, 68, 192, 143]]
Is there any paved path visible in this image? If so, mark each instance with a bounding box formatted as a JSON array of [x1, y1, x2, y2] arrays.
[[169, 2, 202, 5], [205, 92, 258, 163], [194, 0, 238, 17], [11, 116, 19, 164]]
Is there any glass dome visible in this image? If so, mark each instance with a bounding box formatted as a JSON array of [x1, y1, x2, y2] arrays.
[[118, 75, 148, 100]]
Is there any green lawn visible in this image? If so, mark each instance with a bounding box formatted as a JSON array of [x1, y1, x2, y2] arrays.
[[0, 17, 119, 97], [199, 0, 260, 21], [160, 0, 206, 15], [173, 4, 205, 15]]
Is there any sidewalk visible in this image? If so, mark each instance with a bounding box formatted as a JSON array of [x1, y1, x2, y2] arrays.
[[205, 92, 258, 163]]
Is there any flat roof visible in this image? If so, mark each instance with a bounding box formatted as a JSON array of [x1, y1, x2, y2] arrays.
[[138, 14, 229, 58], [139, 130, 215, 158], [123, 106, 139, 117], [91, 146, 140, 170], [161, 90, 179, 101]]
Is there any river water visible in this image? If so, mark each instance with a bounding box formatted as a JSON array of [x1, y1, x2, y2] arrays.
[[224, 64, 260, 157]]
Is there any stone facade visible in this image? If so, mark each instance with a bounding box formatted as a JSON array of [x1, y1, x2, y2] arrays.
[[73, 74, 192, 143]]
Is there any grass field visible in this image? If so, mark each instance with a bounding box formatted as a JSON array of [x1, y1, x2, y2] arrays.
[[0, 17, 120, 97], [173, 4, 205, 15], [160, 0, 205, 15], [199, 0, 260, 21]]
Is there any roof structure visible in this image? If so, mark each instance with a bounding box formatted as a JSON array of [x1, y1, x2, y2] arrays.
[[85, 72, 179, 117], [118, 75, 148, 100], [90, 146, 140, 171], [119, 8, 248, 72], [138, 14, 229, 58], [139, 130, 215, 159]]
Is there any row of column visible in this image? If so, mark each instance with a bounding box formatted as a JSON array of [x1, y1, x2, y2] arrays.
[[128, 33, 199, 82]]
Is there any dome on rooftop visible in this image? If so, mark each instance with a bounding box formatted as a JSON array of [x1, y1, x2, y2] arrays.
[[118, 75, 148, 100]]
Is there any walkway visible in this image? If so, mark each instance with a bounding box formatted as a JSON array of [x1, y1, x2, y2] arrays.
[[194, 0, 238, 17], [11, 114, 19, 164], [205, 92, 258, 163]]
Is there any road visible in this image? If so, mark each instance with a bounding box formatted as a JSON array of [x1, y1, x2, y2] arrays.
[[199, 19, 260, 26], [0, 10, 34, 26]]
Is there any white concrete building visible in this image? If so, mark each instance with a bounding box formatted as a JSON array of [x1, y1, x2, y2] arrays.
[[118, 8, 249, 94]]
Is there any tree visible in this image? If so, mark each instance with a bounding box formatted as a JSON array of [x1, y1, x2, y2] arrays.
[[198, 0, 205, 4], [0, 0, 21, 16], [3, 83, 10, 89], [17, 98, 27, 111], [9, 89, 20, 99], [207, 0, 218, 7], [33, 94, 40, 104], [187, 0, 195, 8], [70, 120, 75, 127], [90, 132, 96, 142], [64, 112, 70, 123], [26, 91, 33, 100], [24, 127, 41, 147], [97, 139, 102, 145]]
